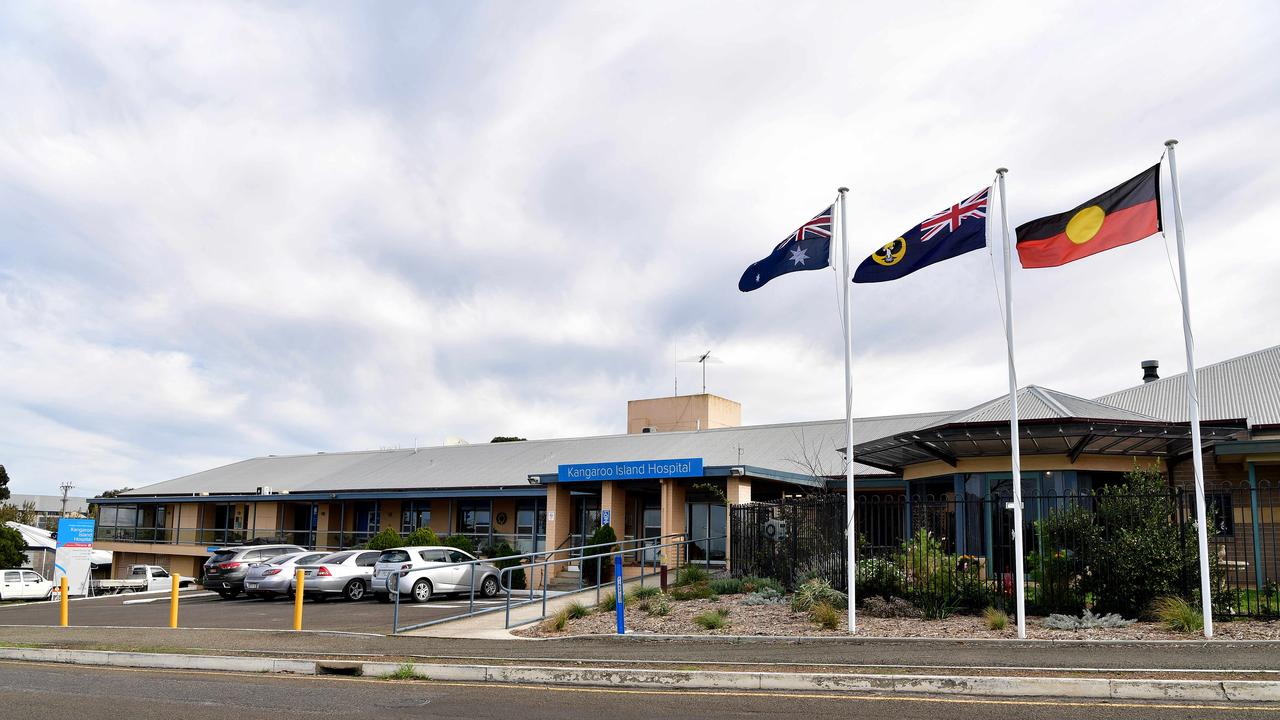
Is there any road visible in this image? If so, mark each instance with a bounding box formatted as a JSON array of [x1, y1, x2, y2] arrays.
[[1, 661, 1275, 720]]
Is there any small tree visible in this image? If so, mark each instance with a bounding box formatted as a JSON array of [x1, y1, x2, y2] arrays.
[[0, 525, 25, 568], [581, 524, 618, 584], [364, 528, 403, 550], [404, 527, 441, 547], [0, 465, 10, 502], [489, 540, 526, 590], [440, 534, 476, 555], [0, 501, 38, 526]]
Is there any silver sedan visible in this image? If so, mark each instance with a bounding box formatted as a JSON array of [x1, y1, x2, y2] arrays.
[[243, 551, 327, 599], [293, 550, 381, 601]]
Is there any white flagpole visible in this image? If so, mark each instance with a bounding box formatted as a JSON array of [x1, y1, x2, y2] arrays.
[[838, 186, 856, 634], [995, 168, 1027, 639], [1165, 139, 1213, 639]]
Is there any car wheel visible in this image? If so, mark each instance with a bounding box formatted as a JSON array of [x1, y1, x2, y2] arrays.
[[411, 579, 432, 603], [374, 593, 391, 604], [217, 590, 238, 600], [480, 575, 499, 598], [343, 580, 366, 601]]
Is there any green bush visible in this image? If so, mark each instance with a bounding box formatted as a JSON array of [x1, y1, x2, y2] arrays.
[[404, 527, 441, 547], [488, 541, 526, 590], [440, 534, 476, 555], [709, 578, 742, 595], [580, 524, 618, 585], [675, 565, 711, 586], [855, 555, 903, 601], [1027, 504, 1097, 614], [739, 576, 784, 595], [364, 528, 405, 551], [0, 525, 28, 568], [810, 601, 841, 630], [791, 578, 848, 613], [693, 607, 730, 630], [670, 583, 717, 601]]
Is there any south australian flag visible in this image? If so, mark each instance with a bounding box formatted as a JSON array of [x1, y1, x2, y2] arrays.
[[853, 188, 990, 283], [739, 205, 833, 292]]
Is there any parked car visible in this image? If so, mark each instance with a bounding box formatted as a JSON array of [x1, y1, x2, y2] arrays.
[[91, 565, 191, 594], [0, 569, 53, 601], [371, 546, 502, 604], [202, 544, 307, 599], [243, 551, 328, 600], [293, 550, 381, 601]]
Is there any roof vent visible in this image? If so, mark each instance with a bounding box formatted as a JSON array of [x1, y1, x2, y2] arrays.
[[1141, 360, 1160, 383]]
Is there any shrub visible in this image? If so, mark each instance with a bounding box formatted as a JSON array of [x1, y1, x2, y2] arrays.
[[1042, 609, 1135, 630], [709, 578, 742, 595], [640, 594, 671, 616], [1153, 596, 1203, 633], [597, 592, 617, 612], [547, 608, 569, 632], [403, 527, 440, 547], [628, 585, 662, 601], [739, 576, 784, 594], [855, 555, 903, 601], [693, 607, 730, 630], [675, 565, 711, 586], [580, 524, 618, 585], [565, 601, 592, 620], [741, 587, 787, 606], [488, 541, 526, 590], [364, 528, 404, 551], [810, 601, 841, 630], [1028, 504, 1097, 614], [670, 583, 717, 601], [791, 578, 848, 613], [440, 534, 475, 555], [984, 607, 1008, 631], [0, 525, 29, 568]]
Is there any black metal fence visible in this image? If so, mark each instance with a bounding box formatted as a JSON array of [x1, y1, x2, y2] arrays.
[[730, 482, 1280, 618]]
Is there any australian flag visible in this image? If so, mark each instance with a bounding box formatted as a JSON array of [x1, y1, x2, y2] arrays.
[[739, 205, 833, 292], [853, 187, 990, 283]]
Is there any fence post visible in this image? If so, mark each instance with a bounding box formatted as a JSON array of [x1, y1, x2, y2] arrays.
[[1248, 463, 1265, 606]]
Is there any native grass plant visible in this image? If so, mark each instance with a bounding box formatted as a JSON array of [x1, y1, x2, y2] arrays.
[[740, 587, 787, 606], [380, 663, 428, 681], [693, 607, 731, 630], [565, 601, 592, 620], [740, 576, 785, 594], [1042, 609, 1136, 630], [628, 585, 662, 602], [547, 608, 570, 632], [597, 592, 617, 612], [675, 565, 712, 587], [983, 606, 1009, 631], [669, 583, 718, 601], [709, 578, 743, 595], [791, 577, 848, 613], [810, 601, 841, 630], [1153, 596, 1204, 633], [639, 593, 672, 617]]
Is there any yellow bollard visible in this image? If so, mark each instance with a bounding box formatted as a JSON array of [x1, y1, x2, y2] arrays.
[[293, 569, 304, 631], [59, 576, 68, 627], [170, 574, 180, 628]]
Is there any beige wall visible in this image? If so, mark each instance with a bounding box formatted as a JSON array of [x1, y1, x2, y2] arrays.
[[902, 454, 1165, 481], [429, 500, 451, 533], [492, 498, 517, 535], [627, 393, 741, 434], [379, 501, 401, 533], [253, 502, 279, 531], [659, 478, 687, 566]]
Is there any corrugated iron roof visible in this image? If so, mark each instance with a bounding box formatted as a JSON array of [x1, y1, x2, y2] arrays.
[[1096, 344, 1280, 426], [926, 385, 1159, 428], [5, 494, 91, 514], [121, 410, 954, 497]]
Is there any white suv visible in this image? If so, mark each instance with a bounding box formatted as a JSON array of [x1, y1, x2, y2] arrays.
[[371, 546, 502, 603]]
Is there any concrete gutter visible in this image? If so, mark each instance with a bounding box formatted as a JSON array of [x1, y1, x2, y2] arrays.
[[2, 646, 1277, 702]]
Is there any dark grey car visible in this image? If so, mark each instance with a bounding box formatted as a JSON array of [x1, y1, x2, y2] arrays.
[[202, 544, 307, 599]]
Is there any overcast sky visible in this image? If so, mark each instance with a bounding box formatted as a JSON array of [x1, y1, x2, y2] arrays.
[[2, 1, 1278, 496]]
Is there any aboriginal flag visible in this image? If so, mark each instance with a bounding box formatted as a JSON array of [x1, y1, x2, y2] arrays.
[[1016, 165, 1161, 268]]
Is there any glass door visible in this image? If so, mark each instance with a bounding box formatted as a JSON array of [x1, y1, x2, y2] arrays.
[[685, 502, 727, 565]]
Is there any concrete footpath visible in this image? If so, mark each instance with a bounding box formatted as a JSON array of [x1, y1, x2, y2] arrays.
[[3, 625, 1280, 703]]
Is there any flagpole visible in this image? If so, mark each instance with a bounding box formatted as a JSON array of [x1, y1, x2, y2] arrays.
[[996, 168, 1027, 639], [838, 186, 856, 634], [1165, 139, 1213, 639]]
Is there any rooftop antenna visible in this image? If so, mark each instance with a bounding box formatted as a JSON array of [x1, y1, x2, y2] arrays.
[[678, 350, 724, 394]]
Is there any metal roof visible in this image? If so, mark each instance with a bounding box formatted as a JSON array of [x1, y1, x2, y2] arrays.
[[5, 494, 91, 514], [928, 386, 1160, 427], [120, 410, 954, 498], [1096, 344, 1280, 426]]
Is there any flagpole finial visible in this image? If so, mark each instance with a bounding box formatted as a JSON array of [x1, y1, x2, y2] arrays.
[[837, 186, 849, 194], [996, 167, 1008, 176], [1165, 139, 1179, 147]]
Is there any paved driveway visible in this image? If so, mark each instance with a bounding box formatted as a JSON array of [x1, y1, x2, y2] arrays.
[[0, 589, 518, 634]]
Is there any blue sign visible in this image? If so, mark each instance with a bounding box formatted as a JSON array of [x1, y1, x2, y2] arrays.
[[601, 509, 611, 526], [56, 518, 95, 548], [614, 555, 625, 635], [558, 458, 703, 483]]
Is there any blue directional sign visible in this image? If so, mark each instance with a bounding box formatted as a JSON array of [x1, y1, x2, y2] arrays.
[[557, 458, 703, 483]]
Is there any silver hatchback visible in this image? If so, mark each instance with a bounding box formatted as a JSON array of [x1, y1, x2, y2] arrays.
[[243, 551, 328, 599], [293, 550, 381, 601]]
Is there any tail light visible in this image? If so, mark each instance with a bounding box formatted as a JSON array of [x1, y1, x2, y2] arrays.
[[400, 563, 412, 572], [217, 562, 241, 570], [317, 567, 332, 577], [263, 569, 281, 576]]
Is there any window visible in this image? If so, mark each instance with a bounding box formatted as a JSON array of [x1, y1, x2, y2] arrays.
[[445, 549, 472, 564], [401, 501, 431, 533], [457, 502, 491, 536], [419, 549, 448, 562], [1209, 493, 1235, 537], [356, 552, 381, 567], [22, 572, 42, 583], [3, 571, 20, 582]]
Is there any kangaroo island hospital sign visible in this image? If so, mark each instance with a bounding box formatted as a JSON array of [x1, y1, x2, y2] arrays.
[[557, 458, 704, 483]]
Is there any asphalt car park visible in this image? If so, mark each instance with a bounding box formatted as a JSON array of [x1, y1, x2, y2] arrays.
[[0, 587, 523, 634]]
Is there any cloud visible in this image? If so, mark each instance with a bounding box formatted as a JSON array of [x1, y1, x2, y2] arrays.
[[0, 0, 1277, 495]]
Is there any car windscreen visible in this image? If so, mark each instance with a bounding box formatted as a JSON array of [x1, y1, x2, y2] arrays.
[[378, 550, 410, 564], [291, 553, 326, 565], [208, 551, 237, 564], [316, 552, 354, 564]]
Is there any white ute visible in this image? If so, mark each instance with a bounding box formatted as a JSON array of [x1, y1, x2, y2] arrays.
[[91, 565, 190, 594]]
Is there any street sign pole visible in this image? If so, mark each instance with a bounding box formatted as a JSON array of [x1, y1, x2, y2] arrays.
[[614, 555, 625, 635]]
